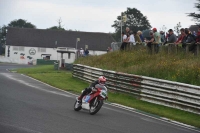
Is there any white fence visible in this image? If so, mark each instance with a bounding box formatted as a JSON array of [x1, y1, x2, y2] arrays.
[[73, 64, 200, 114]]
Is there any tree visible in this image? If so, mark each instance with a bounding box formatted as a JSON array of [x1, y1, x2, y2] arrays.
[[47, 26, 65, 30], [8, 19, 36, 28], [187, 0, 200, 25], [0, 19, 36, 55], [174, 22, 182, 36], [112, 8, 152, 41], [0, 25, 7, 54], [160, 25, 167, 33], [47, 18, 65, 31]]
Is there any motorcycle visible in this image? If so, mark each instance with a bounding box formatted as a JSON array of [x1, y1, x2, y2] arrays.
[[74, 84, 108, 115]]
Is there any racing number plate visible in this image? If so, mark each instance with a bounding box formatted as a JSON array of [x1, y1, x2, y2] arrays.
[[101, 90, 107, 98]]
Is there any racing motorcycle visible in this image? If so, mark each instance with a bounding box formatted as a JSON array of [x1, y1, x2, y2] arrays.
[[74, 84, 108, 115]]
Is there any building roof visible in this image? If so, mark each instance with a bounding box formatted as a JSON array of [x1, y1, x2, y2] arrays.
[[189, 25, 199, 33], [6, 27, 116, 51]]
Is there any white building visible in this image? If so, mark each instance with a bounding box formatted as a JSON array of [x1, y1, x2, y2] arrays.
[[4, 27, 115, 65]]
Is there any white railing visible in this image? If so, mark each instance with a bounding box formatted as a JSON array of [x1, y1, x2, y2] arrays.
[[73, 64, 200, 114]]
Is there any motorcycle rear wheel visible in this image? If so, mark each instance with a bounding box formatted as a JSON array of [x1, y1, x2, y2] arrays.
[[89, 99, 103, 115], [74, 101, 82, 111]]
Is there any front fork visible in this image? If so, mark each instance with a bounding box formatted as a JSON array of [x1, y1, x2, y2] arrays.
[[93, 97, 98, 106], [92, 97, 105, 107]]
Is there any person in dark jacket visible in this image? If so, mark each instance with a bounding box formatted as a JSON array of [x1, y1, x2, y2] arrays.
[[85, 48, 89, 56], [146, 31, 155, 50], [167, 29, 177, 43], [182, 28, 196, 52], [77, 76, 107, 103]]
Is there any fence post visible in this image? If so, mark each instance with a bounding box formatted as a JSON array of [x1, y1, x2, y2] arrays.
[[197, 43, 200, 56], [151, 43, 154, 54], [175, 44, 178, 54], [168, 43, 172, 54], [186, 44, 189, 53]]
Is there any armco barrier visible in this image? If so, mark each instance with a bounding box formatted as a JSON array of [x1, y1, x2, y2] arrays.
[[73, 64, 200, 114]]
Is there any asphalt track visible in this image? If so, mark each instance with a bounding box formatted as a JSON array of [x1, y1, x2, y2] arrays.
[[0, 63, 199, 133]]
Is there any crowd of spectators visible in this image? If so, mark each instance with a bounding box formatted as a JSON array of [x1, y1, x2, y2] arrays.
[[120, 26, 200, 54]]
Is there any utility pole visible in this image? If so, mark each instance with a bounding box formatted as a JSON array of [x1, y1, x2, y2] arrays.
[[121, 12, 123, 42], [121, 12, 127, 42]]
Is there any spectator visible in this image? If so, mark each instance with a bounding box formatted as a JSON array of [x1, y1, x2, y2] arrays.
[[152, 28, 161, 44], [120, 32, 128, 50], [152, 28, 161, 53], [167, 29, 177, 43], [107, 47, 112, 52], [126, 27, 130, 36], [137, 31, 144, 42], [129, 31, 136, 47], [175, 28, 186, 44], [160, 31, 165, 43], [182, 28, 196, 51], [133, 31, 142, 44], [166, 32, 170, 41], [146, 31, 155, 50], [193, 31, 196, 36], [196, 27, 200, 42], [80, 48, 84, 56], [85, 48, 89, 56], [188, 28, 200, 53]]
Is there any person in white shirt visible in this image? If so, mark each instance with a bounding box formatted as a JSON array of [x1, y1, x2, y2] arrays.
[[120, 32, 128, 50], [80, 48, 84, 57], [129, 31, 136, 46]]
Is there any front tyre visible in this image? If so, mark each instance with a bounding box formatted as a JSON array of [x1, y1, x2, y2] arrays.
[[89, 99, 103, 115], [74, 101, 82, 111]]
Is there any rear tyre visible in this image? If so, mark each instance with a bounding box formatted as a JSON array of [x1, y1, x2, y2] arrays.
[[89, 99, 103, 115], [74, 101, 82, 111]]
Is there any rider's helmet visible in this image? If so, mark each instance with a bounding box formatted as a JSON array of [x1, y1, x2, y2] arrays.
[[98, 76, 106, 86]]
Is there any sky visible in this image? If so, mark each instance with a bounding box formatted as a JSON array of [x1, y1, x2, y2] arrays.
[[0, 0, 198, 33]]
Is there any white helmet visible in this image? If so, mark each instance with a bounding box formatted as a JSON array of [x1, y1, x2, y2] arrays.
[[98, 76, 106, 86]]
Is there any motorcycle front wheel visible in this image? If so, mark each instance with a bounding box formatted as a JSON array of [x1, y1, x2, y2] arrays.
[[74, 101, 82, 111], [89, 99, 103, 115]]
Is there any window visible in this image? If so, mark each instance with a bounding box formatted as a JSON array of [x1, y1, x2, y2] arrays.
[[13, 46, 18, 51], [18, 47, 24, 51], [38, 48, 46, 52], [44, 56, 50, 60], [13, 46, 24, 51]]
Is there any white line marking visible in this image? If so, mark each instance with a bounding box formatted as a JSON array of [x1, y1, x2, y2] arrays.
[[1, 73, 71, 98], [21, 74, 77, 97]]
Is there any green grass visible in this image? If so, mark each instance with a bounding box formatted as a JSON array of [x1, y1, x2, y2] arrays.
[[17, 65, 90, 93], [16, 65, 200, 128], [75, 46, 200, 86]]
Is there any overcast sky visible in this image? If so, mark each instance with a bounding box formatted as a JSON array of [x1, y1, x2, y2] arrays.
[[0, 0, 198, 33]]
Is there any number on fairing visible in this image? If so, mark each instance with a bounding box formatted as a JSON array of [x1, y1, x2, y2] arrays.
[[100, 90, 107, 98]]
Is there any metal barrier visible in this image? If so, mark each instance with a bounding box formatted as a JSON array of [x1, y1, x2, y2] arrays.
[[73, 64, 200, 114]]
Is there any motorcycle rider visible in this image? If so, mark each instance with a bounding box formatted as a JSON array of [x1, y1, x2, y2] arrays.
[[77, 76, 107, 103]]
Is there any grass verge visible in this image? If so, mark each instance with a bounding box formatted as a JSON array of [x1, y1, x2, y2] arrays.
[[75, 46, 200, 86], [16, 65, 200, 128]]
